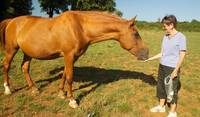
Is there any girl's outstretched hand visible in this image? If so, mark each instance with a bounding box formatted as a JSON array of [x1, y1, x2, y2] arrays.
[[144, 58, 151, 62]]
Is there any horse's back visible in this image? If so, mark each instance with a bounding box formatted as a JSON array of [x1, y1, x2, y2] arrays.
[[6, 15, 78, 59]]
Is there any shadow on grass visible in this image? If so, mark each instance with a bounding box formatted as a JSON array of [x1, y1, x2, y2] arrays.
[[36, 66, 157, 103], [1, 66, 156, 100], [0, 66, 157, 116]]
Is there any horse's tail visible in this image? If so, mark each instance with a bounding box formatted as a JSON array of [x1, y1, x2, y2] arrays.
[[0, 19, 12, 52]]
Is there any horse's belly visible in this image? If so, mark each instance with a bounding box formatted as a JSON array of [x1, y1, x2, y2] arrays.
[[23, 48, 63, 60], [18, 39, 63, 59]]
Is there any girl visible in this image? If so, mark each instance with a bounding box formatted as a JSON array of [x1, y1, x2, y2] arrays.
[[146, 15, 187, 117]]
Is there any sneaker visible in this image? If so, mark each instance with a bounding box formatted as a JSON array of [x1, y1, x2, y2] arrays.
[[167, 112, 177, 117], [150, 105, 165, 112]]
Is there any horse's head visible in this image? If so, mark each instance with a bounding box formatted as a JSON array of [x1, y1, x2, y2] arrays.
[[118, 16, 149, 60]]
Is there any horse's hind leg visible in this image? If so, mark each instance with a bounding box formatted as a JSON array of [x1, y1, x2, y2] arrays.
[[21, 54, 39, 94], [3, 49, 18, 95]]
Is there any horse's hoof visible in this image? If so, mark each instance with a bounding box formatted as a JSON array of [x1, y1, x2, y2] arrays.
[[4, 83, 12, 95], [31, 87, 40, 95], [58, 90, 66, 99], [69, 99, 78, 108], [4, 89, 12, 95]]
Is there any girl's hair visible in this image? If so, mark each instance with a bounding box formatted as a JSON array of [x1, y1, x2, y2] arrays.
[[161, 15, 177, 28]]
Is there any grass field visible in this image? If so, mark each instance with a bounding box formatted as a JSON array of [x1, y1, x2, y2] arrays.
[[0, 30, 200, 117]]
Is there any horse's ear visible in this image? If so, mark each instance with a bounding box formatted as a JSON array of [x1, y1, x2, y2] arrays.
[[128, 15, 137, 27]]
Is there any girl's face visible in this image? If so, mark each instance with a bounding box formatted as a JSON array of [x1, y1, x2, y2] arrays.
[[162, 23, 174, 34]]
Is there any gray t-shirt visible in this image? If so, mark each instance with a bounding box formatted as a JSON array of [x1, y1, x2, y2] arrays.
[[160, 32, 187, 68]]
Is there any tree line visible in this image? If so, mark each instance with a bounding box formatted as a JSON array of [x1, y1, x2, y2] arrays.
[[0, 0, 122, 20], [0, 0, 199, 32], [0, 0, 33, 20], [136, 19, 200, 32]]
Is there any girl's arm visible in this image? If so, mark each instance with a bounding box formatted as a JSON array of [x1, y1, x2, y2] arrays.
[[171, 51, 186, 79], [145, 53, 162, 62]]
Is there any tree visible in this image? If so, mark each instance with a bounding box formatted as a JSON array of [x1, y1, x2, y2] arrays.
[[113, 9, 123, 17], [73, 0, 115, 11], [191, 19, 200, 23], [73, 0, 123, 17], [0, 0, 11, 20], [0, 0, 33, 21], [38, 0, 69, 18], [11, 0, 33, 17], [38, 0, 122, 18]]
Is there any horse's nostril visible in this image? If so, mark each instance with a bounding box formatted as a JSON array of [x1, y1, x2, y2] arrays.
[[137, 48, 149, 60]]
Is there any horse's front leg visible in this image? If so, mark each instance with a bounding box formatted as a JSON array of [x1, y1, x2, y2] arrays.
[[21, 54, 39, 95], [58, 68, 66, 99], [58, 56, 79, 99], [63, 54, 78, 108]]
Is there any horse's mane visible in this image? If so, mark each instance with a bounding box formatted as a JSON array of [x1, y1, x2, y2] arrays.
[[83, 11, 124, 20], [64, 11, 127, 23]]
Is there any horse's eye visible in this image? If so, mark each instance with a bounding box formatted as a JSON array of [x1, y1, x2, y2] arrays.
[[132, 32, 140, 38]]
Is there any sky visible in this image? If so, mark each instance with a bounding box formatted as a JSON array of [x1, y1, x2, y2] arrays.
[[32, 0, 200, 22]]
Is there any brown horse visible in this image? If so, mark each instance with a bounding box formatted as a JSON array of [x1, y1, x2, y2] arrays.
[[0, 11, 148, 108]]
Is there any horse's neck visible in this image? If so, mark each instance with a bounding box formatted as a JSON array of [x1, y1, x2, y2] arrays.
[[87, 24, 121, 44], [89, 32, 119, 44]]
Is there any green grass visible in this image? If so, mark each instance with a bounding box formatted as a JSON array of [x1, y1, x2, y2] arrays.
[[0, 30, 200, 117]]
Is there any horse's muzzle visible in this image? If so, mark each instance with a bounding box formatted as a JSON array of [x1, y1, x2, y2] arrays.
[[137, 48, 149, 60]]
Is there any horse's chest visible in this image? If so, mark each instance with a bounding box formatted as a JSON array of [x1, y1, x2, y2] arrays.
[[75, 45, 88, 57]]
